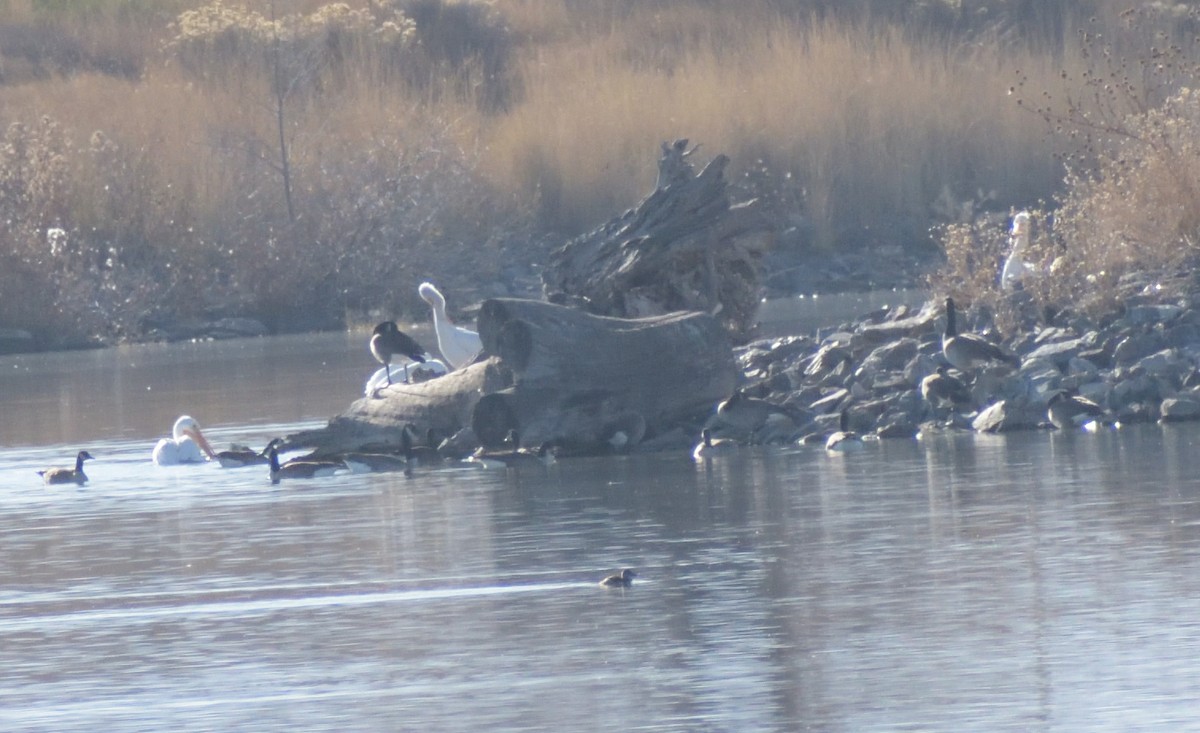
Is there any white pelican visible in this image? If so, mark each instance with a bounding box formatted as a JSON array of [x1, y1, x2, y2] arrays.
[[599, 569, 637, 588], [942, 297, 1021, 371], [1001, 211, 1039, 291], [370, 321, 427, 385], [153, 415, 217, 465], [418, 281, 482, 370], [38, 450, 94, 485], [364, 356, 448, 395]]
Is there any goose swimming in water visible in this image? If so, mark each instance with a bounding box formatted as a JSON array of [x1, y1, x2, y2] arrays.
[[38, 450, 94, 485], [1001, 211, 1040, 291], [153, 416, 217, 465], [370, 321, 427, 386], [692, 428, 736, 461], [467, 430, 557, 469], [1047, 389, 1108, 430], [266, 445, 345, 484], [419, 282, 482, 370], [825, 409, 864, 452], [941, 297, 1021, 371], [599, 568, 638, 588]]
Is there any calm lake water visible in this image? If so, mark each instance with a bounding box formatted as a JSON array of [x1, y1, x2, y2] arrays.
[[3, 297, 1200, 732]]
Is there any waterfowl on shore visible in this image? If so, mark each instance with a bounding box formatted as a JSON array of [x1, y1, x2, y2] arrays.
[[599, 568, 638, 588], [692, 428, 736, 461], [942, 297, 1021, 371], [38, 450, 94, 485], [153, 416, 217, 465], [920, 365, 973, 416], [825, 410, 863, 453], [419, 282, 482, 370], [267, 445, 346, 484], [467, 430, 557, 469], [370, 321, 427, 386], [1001, 211, 1039, 291], [1047, 389, 1107, 430]]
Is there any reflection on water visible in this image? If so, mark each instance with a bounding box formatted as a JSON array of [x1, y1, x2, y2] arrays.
[[3, 312, 1200, 731]]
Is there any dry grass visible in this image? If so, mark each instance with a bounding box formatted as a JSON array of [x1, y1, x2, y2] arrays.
[[1, 0, 1196, 346]]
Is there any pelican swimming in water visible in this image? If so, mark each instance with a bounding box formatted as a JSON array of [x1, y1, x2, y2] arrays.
[[370, 321, 427, 386], [942, 297, 1021, 372], [38, 450, 94, 485], [1001, 211, 1040, 291], [419, 282, 482, 370], [599, 568, 638, 588], [153, 416, 216, 465]]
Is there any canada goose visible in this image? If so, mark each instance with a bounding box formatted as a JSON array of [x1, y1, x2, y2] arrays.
[[825, 410, 864, 452], [38, 450, 94, 485], [942, 297, 1020, 371], [267, 445, 345, 484], [1001, 211, 1039, 291], [215, 443, 272, 468], [599, 568, 638, 588], [1047, 389, 1107, 430], [370, 321, 427, 386], [468, 430, 557, 468], [153, 416, 217, 465], [920, 365, 973, 416], [418, 282, 483, 370], [691, 428, 737, 461]]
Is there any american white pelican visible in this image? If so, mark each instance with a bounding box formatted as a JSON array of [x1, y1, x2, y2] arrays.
[[364, 357, 448, 395], [942, 297, 1021, 371], [38, 450, 94, 485], [825, 410, 864, 452], [153, 416, 216, 465], [418, 282, 482, 370], [266, 445, 345, 484], [599, 569, 637, 588], [1047, 390, 1107, 430], [1001, 211, 1039, 291], [691, 428, 736, 461]]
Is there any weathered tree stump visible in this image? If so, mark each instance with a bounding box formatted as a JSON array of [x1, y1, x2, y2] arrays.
[[283, 297, 737, 455], [542, 139, 773, 342]]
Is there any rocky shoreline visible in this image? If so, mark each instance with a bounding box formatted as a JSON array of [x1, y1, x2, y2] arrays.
[[710, 290, 1200, 445]]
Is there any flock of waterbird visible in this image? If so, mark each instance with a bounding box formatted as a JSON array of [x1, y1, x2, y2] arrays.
[[38, 216, 1078, 481]]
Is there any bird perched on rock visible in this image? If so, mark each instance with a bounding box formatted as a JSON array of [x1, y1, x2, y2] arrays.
[[921, 365, 973, 418], [942, 297, 1021, 371], [370, 321, 426, 386], [419, 282, 482, 370], [38, 450, 94, 485]]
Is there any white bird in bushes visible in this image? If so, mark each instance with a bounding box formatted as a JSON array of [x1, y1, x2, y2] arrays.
[[1001, 211, 1039, 291], [419, 282, 482, 370]]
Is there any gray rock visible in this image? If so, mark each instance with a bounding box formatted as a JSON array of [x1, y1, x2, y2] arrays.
[[971, 398, 1043, 433]]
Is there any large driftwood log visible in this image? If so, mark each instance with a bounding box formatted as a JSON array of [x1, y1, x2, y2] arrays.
[[542, 139, 773, 341], [284, 297, 737, 455]]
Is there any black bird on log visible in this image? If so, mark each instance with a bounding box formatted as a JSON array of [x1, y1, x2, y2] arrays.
[[370, 321, 426, 385]]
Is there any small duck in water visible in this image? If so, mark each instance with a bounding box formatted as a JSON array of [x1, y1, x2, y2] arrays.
[[38, 450, 94, 485], [599, 569, 638, 588]]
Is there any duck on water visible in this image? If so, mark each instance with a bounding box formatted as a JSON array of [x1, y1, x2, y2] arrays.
[[38, 450, 94, 485]]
